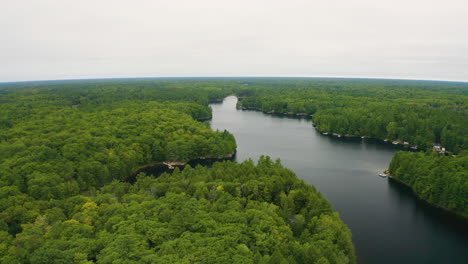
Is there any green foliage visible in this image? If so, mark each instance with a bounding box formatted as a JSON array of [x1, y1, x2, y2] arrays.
[[0, 100, 236, 199], [0, 158, 355, 264], [0, 79, 356, 263], [235, 78, 467, 218], [389, 151, 468, 217], [236, 78, 468, 153]]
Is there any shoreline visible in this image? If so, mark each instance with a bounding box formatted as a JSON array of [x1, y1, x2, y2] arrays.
[[387, 174, 468, 220], [126, 152, 236, 183], [236, 103, 465, 219], [237, 105, 313, 119], [236, 105, 422, 151]]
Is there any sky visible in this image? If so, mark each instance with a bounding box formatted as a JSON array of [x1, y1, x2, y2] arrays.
[[1, 0, 467, 82]]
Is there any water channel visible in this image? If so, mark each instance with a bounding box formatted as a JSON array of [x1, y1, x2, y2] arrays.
[[209, 96, 467, 264]]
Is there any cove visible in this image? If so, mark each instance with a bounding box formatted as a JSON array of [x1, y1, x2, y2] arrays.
[[210, 96, 468, 264], [126, 155, 235, 183]]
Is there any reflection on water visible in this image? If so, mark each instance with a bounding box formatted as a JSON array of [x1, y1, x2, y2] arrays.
[[210, 96, 468, 264]]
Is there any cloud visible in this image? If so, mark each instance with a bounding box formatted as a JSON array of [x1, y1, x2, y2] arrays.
[[1, 0, 467, 82]]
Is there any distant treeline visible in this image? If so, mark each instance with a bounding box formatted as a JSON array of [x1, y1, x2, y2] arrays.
[[235, 78, 467, 153]]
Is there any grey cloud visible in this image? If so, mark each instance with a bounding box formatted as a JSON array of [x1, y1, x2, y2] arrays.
[[1, 0, 467, 82]]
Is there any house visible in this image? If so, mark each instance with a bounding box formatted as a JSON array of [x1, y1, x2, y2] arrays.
[[433, 143, 446, 154]]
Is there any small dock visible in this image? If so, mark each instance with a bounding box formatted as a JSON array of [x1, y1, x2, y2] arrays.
[[378, 170, 390, 178]]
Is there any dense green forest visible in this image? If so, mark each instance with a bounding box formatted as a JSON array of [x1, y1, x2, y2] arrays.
[[0, 99, 236, 199], [0, 79, 356, 263], [388, 151, 468, 217], [235, 78, 468, 153], [0, 77, 466, 262], [0, 158, 355, 264]]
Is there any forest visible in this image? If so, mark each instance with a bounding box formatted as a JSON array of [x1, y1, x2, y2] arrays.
[[0, 77, 466, 263], [0, 157, 355, 264], [0, 79, 356, 263], [388, 151, 467, 217], [236, 78, 467, 153], [0, 99, 236, 199], [232, 78, 467, 218]]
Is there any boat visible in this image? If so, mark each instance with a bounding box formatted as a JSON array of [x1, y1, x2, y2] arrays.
[[378, 173, 388, 178]]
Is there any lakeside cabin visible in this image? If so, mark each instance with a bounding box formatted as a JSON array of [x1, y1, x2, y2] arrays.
[[433, 143, 446, 154]]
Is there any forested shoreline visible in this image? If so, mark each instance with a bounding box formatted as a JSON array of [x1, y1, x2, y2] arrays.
[[388, 151, 468, 218], [0, 79, 357, 263], [231, 78, 468, 218], [235, 79, 467, 153], [0, 77, 466, 263]]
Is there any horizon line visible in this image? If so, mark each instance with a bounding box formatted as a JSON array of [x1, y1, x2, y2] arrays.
[[1, 75, 468, 85]]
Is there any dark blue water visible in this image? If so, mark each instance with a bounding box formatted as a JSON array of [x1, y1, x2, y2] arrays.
[[210, 96, 468, 264]]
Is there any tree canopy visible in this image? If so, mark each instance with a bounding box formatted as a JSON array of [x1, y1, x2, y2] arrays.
[[0, 78, 358, 263], [389, 151, 468, 217], [0, 158, 356, 264], [235, 78, 467, 153], [1, 77, 465, 262]]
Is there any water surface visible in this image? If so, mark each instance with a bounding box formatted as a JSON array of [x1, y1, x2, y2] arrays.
[[209, 96, 468, 264]]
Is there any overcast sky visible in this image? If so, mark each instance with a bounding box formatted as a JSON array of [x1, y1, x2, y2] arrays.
[[1, 0, 467, 82]]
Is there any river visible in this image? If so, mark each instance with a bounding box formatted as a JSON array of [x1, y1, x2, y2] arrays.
[[209, 96, 468, 264]]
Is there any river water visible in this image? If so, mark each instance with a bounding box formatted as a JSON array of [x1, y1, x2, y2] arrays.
[[209, 96, 467, 264]]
